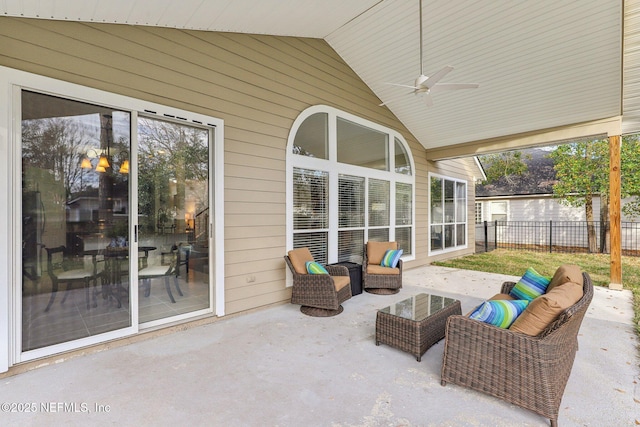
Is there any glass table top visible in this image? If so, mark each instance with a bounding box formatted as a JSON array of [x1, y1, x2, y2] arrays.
[[378, 293, 458, 322]]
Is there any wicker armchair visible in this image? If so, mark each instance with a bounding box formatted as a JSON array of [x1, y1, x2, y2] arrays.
[[363, 241, 403, 294], [441, 272, 594, 427], [285, 248, 352, 317]]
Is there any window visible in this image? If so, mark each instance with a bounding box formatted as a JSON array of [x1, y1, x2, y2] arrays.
[[475, 202, 483, 223], [337, 118, 388, 170], [293, 168, 329, 264], [430, 174, 467, 253], [490, 201, 508, 222], [287, 106, 414, 267], [293, 112, 328, 159], [338, 175, 365, 263]]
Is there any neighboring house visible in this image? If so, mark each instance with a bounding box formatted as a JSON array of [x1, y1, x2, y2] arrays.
[[475, 148, 640, 251], [475, 147, 636, 223]]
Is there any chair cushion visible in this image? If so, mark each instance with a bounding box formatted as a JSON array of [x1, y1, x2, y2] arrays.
[[332, 275, 351, 292], [367, 264, 400, 275], [547, 264, 583, 293], [57, 269, 94, 280], [510, 281, 584, 336], [367, 241, 397, 265], [288, 248, 314, 274], [381, 249, 403, 268], [509, 267, 551, 301], [469, 299, 529, 329], [306, 261, 328, 274], [139, 265, 172, 277]]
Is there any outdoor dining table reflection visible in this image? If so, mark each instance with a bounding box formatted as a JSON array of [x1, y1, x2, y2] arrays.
[[93, 246, 157, 308]]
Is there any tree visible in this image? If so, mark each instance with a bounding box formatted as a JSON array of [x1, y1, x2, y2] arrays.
[[479, 151, 530, 185], [548, 136, 640, 253], [548, 140, 609, 253]]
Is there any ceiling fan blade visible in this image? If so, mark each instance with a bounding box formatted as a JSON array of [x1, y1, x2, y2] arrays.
[[422, 66, 454, 88], [422, 93, 434, 107], [429, 83, 479, 93]]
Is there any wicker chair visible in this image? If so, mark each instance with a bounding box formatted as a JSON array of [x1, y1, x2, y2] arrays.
[[441, 272, 594, 427], [363, 241, 403, 294], [285, 248, 352, 317]]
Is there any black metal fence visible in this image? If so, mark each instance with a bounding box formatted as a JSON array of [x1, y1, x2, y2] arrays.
[[475, 221, 640, 256]]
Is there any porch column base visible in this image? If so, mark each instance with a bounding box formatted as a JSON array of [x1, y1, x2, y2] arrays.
[[608, 282, 623, 291]]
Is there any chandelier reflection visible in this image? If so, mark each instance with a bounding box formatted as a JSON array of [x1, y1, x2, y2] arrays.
[[81, 149, 129, 174]]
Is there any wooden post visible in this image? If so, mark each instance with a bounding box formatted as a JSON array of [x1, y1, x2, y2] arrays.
[[609, 135, 623, 290]]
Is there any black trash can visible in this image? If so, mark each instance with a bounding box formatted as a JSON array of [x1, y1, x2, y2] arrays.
[[329, 261, 362, 296]]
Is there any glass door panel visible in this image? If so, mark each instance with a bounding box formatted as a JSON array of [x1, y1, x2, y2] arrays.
[[21, 90, 131, 352], [137, 117, 210, 324]]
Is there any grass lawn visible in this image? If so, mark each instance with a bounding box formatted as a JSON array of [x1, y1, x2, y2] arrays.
[[432, 249, 640, 334]]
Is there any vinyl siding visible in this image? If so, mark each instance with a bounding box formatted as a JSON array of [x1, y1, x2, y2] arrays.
[[0, 16, 474, 315]]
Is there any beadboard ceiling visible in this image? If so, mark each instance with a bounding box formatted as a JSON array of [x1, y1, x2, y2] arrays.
[[1, 0, 623, 152]]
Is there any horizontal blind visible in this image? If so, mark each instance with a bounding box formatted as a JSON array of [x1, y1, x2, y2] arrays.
[[395, 226, 411, 255], [395, 182, 412, 226], [338, 174, 365, 228], [293, 167, 328, 230], [368, 178, 390, 227], [338, 229, 364, 263], [293, 232, 328, 265], [368, 228, 389, 243]]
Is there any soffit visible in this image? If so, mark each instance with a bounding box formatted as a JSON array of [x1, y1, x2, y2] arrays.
[[2, 0, 623, 152]]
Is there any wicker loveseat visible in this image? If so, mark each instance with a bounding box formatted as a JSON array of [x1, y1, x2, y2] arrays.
[[285, 248, 352, 317], [441, 269, 594, 427]]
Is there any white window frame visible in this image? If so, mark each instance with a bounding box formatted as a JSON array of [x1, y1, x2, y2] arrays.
[[489, 200, 509, 222], [0, 66, 225, 370], [286, 105, 415, 281], [428, 173, 469, 255]]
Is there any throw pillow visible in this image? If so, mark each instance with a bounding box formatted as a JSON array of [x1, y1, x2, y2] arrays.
[[305, 261, 328, 275], [510, 281, 584, 336], [380, 249, 403, 268], [469, 299, 529, 329], [547, 264, 583, 293], [509, 267, 551, 301]]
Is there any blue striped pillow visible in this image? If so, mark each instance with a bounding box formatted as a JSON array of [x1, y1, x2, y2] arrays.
[[509, 267, 551, 301], [305, 261, 328, 275], [469, 299, 529, 328], [380, 249, 403, 268]]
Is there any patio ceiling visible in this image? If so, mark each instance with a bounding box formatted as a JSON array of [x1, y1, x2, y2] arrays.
[[1, 0, 623, 153]]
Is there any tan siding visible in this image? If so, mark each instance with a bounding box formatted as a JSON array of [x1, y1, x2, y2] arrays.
[[0, 16, 476, 316]]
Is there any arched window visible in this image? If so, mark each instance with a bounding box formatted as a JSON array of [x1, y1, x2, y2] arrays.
[[286, 106, 415, 266]]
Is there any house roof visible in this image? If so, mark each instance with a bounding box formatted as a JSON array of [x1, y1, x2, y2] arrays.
[[1, 1, 623, 156], [475, 148, 557, 197]]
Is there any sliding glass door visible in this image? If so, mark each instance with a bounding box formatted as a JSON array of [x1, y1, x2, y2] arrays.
[[137, 116, 211, 325], [21, 91, 132, 351], [19, 88, 215, 357]]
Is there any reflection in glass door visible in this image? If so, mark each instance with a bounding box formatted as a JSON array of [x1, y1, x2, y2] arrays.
[[137, 117, 211, 324], [21, 91, 131, 352]]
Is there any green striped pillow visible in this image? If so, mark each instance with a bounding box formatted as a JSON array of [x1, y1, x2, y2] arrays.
[[469, 299, 529, 329], [380, 249, 403, 268], [305, 261, 328, 275], [509, 267, 551, 301]]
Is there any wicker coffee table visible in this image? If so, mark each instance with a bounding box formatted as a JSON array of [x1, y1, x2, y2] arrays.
[[375, 293, 461, 361]]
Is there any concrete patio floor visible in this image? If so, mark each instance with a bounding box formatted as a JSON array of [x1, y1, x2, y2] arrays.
[[0, 265, 638, 426]]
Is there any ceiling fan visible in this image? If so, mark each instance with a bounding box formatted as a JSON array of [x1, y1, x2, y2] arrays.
[[379, 0, 479, 107]]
